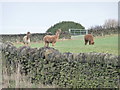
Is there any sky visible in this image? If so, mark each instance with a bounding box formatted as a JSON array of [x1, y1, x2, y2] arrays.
[[0, 0, 119, 34]]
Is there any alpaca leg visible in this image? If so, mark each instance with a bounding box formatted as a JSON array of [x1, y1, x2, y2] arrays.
[[47, 43, 49, 47], [26, 42, 29, 46], [44, 42, 47, 47], [44, 42, 46, 47], [23, 42, 25, 45], [52, 42, 55, 46], [25, 43, 27, 46], [85, 40, 88, 45], [24, 43, 26, 46], [89, 41, 91, 45], [44, 42, 49, 47]]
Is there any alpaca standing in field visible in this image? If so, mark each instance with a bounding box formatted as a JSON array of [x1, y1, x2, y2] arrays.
[[23, 32, 31, 46], [84, 34, 94, 45], [43, 29, 61, 47]]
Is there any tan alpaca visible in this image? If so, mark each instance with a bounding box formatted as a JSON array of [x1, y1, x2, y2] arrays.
[[43, 29, 61, 47], [23, 32, 31, 46]]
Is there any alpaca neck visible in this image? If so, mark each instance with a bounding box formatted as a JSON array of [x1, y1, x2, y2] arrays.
[[26, 35, 30, 40], [55, 33, 60, 39]]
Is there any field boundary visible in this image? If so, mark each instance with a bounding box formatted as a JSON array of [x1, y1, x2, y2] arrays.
[[1, 42, 119, 88]]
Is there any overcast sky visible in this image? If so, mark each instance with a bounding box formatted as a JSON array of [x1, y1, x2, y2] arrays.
[[0, 0, 118, 34]]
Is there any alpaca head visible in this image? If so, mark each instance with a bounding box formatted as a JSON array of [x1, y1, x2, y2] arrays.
[[27, 32, 31, 35], [55, 29, 61, 36], [91, 41, 94, 45], [57, 29, 61, 33], [26, 32, 31, 40]]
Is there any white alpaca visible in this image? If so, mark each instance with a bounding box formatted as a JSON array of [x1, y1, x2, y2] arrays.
[[23, 32, 31, 46]]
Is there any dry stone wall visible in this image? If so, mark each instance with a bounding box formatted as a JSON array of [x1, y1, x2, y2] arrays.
[[88, 28, 118, 36], [0, 32, 71, 43], [1, 42, 119, 88], [0, 33, 45, 43]]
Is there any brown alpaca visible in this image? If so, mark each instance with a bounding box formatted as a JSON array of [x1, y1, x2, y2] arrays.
[[84, 34, 94, 45], [23, 32, 31, 46], [43, 29, 61, 47]]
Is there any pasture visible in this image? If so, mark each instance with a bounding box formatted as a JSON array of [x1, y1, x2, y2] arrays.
[[14, 34, 118, 55]]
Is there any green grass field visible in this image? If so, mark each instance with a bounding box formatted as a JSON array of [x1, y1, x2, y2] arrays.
[[14, 34, 118, 55]]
